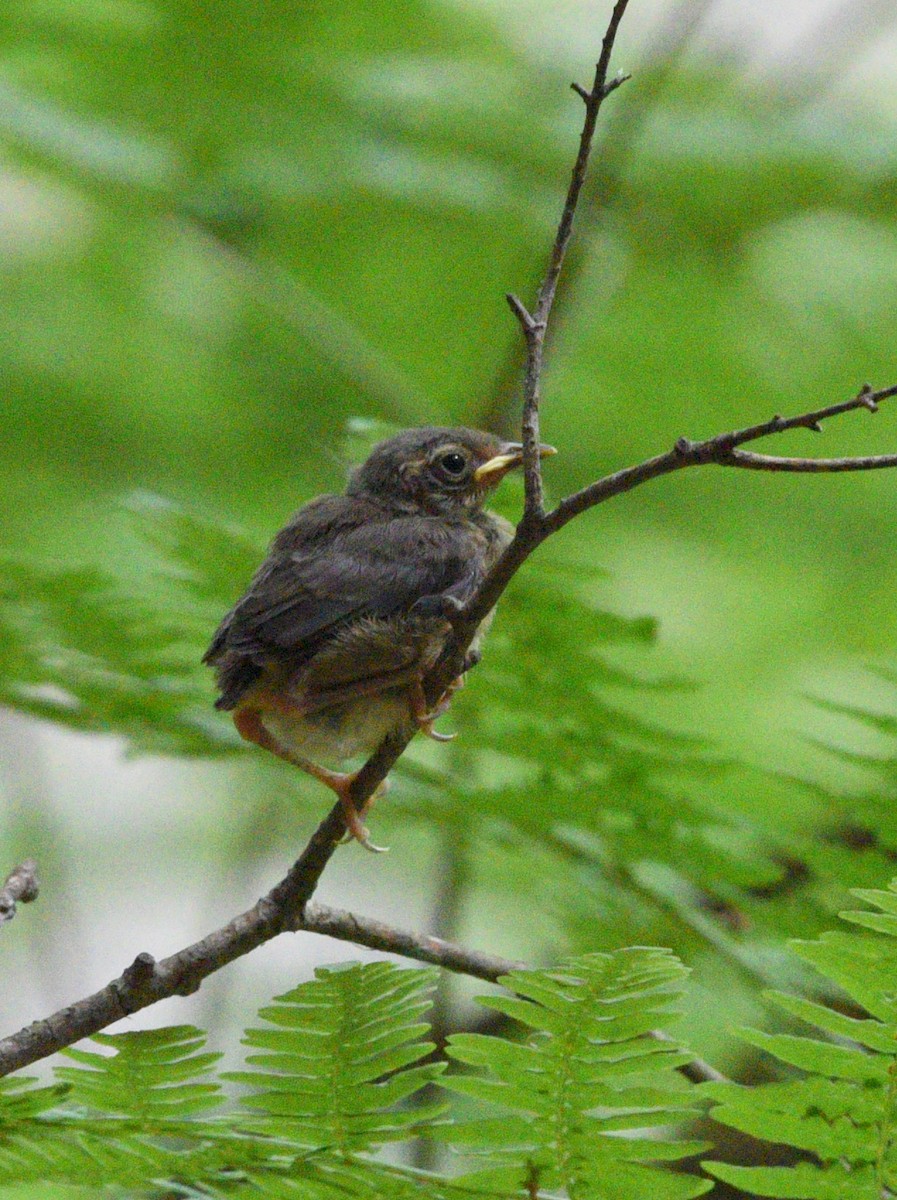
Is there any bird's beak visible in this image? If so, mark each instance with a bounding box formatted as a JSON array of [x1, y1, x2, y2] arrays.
[[473, 441, 558, 485]]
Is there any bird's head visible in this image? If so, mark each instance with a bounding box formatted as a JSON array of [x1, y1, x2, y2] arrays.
[[347, 426, 556, 516]]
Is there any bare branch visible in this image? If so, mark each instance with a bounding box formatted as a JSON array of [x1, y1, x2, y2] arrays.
[[505, 292, 539, 334], [0, 860, 39, 928], [535, 0, 632, 329], [545, 382, 897, 533], [724, 449, 897, 472], [511, 0, 632, 519], [300, 902, 522, 982]]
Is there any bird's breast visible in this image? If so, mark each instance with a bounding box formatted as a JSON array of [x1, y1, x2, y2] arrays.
[[255, 613, 451, 766], [260, 693, 411, 768]]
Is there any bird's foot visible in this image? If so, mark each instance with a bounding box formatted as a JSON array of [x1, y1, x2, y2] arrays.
[[311, 772, 386, 853], [234, 707, 388, 851], [410, 676, 464, 742], [307, 768, 388, 853]]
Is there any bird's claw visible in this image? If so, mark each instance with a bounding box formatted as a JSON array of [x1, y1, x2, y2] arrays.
[[412, 698, 458, 742], [360, 835, 390, 854], [424, 726, 456, 743], [335, 777, 390, 852], [337, 801, 390, 851], [410, 675, 464, 742], [339, 825, 390, 853]]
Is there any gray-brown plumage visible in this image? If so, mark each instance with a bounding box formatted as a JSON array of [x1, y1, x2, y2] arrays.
[[204, 426, 555, 850]]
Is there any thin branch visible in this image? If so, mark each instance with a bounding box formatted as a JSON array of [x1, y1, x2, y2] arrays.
[[536, 0, 631, 328], [545, 382, 897, 533], [473, 0, 715, 440], [301, 902, 516, 982], [0, 860, 39, 928], [724, 449, 897, 472], [510, 0, 632, 520]]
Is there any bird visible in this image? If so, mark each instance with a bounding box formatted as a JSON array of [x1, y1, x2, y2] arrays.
[[204, 426, 556, 851]]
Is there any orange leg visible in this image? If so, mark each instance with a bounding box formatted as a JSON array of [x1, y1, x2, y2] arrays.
[[233, 708, 388, 853]]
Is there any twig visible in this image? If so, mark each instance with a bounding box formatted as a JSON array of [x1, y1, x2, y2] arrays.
[[0, 860, 39, 928], [301, 902, 518, 980], [543, 382, 897, 533], [508, 0, 632, 520]]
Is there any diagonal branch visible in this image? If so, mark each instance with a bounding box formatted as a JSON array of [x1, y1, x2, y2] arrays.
[[0, 891, 723, 1084], [544, 382, 897, 533]]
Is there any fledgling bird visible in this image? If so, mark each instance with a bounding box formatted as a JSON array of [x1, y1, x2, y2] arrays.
[[204, 426, 556, 850]]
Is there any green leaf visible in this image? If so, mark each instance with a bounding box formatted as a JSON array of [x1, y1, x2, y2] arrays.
[[706, 878, 897, 1198], [56, 1025, 223, 1121], [442, 949, 709, 1198], [227, 961, 444, 1154], [704, 1161, 879, 1199]]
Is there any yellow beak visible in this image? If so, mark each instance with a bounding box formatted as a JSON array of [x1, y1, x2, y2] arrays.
[[473, 441, 557, 485]]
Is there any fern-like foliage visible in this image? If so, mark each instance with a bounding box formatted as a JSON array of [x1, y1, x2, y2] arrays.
[[0, 1025, 231, 1189], [226, 960, 445, 1152], [704, 877, 897, 1198], [56, 1024, 223, 1123], [441, 948, 710, 1199], [0, 958, 709, 1198], [0, 493, 271, 758]]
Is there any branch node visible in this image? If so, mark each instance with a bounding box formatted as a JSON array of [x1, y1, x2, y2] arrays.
[[115, 953, 158, 1011], [808, 420, 823, 433], [505, 292, 539, 335], [0, 860, 39, 926], [858, 384, 879, 412], [600, 69, 631, 98], [570, 80, 592, 104], [674, 436, 695, 457], [123, 952, 156, 985]]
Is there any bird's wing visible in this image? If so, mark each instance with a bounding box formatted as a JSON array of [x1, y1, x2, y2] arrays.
[[205, 498, 485, 674]]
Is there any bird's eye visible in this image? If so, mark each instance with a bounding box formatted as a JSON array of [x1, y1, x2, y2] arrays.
[[439, 451, 467, 476]]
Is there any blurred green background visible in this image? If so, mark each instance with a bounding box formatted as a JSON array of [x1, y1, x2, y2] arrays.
[[3, 0, 897, 1088]]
